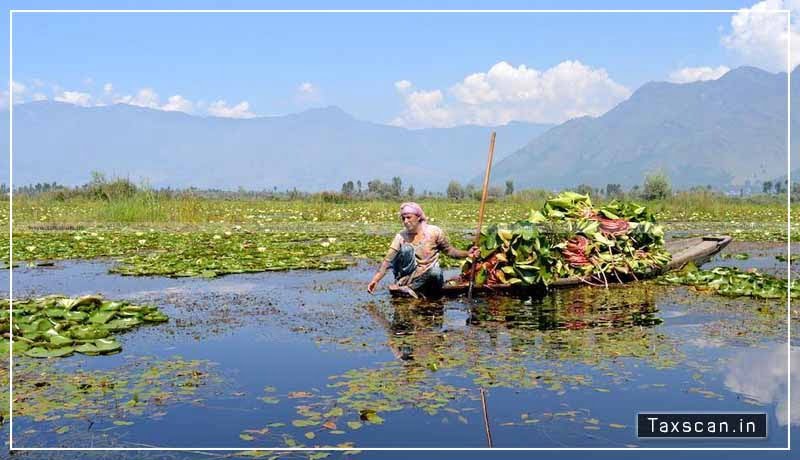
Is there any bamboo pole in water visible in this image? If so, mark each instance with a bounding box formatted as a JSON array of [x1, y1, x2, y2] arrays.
[[468, 132, 497, 300], [480, 387, 494, 447]]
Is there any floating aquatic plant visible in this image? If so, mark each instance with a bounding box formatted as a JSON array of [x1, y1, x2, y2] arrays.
[[661, 264, 799, 299], [1, 294, 168, 358]]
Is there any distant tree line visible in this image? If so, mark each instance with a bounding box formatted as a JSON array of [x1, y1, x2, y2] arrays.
[[761, 179, 794, 196], [4, 170, 800, 202], [340, 177, 424, 200]]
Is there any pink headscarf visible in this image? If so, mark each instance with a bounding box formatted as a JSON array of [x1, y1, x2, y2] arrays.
[[399, 202, 427, 222]]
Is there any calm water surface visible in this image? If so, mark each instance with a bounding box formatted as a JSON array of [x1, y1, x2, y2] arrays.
[[1, 241, 797, 457]]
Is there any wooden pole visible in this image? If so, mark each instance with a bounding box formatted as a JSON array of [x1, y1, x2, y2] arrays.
[[468, 131, 497, 300], [480, 387, 494, 448]]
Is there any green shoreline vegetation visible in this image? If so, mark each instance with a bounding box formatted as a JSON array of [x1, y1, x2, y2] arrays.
[[0, 175, 796, 279]]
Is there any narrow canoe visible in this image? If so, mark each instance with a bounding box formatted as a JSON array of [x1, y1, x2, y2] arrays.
[[389, 235, 732, 298]]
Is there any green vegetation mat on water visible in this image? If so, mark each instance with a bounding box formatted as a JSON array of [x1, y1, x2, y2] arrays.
[[459, 192, 672, 287], [662, 264, 800, 299], [1, 196, 795, 278], [1, 294, 169, 358], [6, 228, 471, 277]]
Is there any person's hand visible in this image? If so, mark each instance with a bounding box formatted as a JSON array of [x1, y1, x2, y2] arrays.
[[468, 246, 480, 259], [367, 278, 378, 294]]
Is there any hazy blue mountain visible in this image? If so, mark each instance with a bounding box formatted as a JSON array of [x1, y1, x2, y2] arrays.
[[2, 103, 550, 191], [485, 66, 800, 190]]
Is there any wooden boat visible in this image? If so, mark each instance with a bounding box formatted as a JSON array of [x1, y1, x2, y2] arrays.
[[389, 235, 732, 298]]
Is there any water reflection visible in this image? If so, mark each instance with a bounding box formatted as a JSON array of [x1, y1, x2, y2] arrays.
[[467, 286, 663, 331], [364, 284, 676, 375], [725, 344, 799, 427]]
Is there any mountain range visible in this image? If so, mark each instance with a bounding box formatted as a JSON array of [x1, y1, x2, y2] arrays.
[[3, 65, 798, 192], [2, 103, 549, 192], [484, 66, 799, 190]]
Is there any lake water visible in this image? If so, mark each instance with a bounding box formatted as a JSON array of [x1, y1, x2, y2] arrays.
[[1, 241, 798, 459]]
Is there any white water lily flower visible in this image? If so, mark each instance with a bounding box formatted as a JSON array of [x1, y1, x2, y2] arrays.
[[257, 247, 267, 252], [320, 241, 331, 247], [138, 239, 147, 244], [213, 234, 222, 240], [328, 237, 337, 243], [224, 231, 232, 236], [25, 246, 36, 252], [135, 232, 144, 236], [73, 235, 82, 240]]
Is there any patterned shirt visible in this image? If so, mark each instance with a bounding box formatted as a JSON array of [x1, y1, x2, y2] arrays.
[[383, 224, 460, 279]]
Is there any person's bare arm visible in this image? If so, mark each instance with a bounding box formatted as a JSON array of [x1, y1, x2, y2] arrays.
[[367, 254, 394, 293], [368, 238, 400, 293], [438, 230, 479, 259]]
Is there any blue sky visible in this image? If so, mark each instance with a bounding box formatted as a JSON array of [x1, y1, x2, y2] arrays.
[[1, 0, 796, 127]]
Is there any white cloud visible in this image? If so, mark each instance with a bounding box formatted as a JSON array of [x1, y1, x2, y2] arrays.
[[16, 78, 257, 118], [295, 82, 322, 106], [721, 0, 800, 71], [54, 90, 92, 107], [161, 94, 194, 113], [392, 60, 631, 128], [114, 87, 161, 109], [394, 80, 413, 92], [111, 88, 198, 114], [392, 88, 453, 128], [0, 81, 26, 109], [11, 81, 26, 98], [668, 65, 731, 83], [83, 77, 94, 86], [298, 82, 316, 94], [207, 100, 256, 119], [725, 345, 799, 427]]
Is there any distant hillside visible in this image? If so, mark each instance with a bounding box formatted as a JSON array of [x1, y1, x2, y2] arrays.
[[485, 66, 800, 190], [1, 103, 550, 191]]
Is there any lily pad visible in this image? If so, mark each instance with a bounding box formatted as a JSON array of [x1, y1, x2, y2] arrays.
[[24, 346, 75, 358]]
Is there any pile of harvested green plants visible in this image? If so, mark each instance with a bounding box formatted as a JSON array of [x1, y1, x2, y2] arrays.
[[456, 192, 672, 288], [1, 294, 168, 358]]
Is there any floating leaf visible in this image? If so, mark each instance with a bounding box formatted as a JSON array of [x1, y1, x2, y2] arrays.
[[25, 346, 74, 358], [359, 409, 384, 424], [322, 421, 337, 430], [292, 419, 318, 428], [346, 421, 362, 430]]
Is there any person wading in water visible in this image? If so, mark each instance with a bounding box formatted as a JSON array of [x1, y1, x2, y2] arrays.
[[367, 202, 479, 299]]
